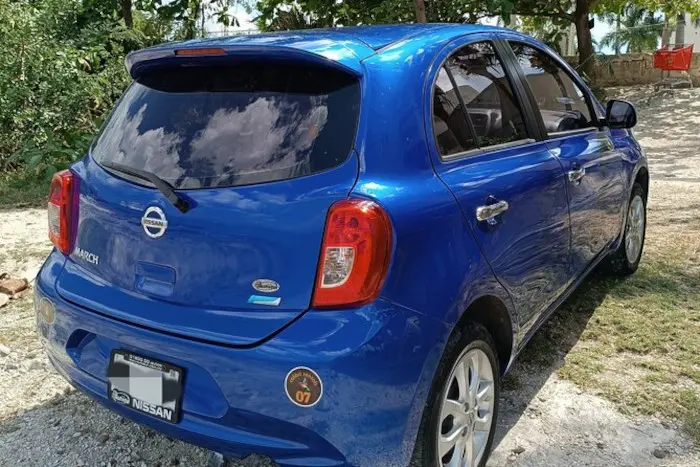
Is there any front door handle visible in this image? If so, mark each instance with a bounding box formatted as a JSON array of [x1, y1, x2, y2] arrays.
[[476, 200, 509, 223], [568, 166, 586, 184]]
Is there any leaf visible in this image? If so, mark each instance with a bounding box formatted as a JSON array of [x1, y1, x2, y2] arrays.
[[57, 148, 78, 157], [28, 153, 43, 168], [45, 165, 58, 180], [78, 57, 92, 72]]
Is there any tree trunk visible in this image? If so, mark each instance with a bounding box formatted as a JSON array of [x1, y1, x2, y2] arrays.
[[574, 3, 595, 80], [184, 18, 197, 39], [675, 13, 686, 46], [614, 14, 621, 55], [201, 1, 206, 38], [662, 21, 671, 47], [184, 1, 200, 40], [415, 0, 427, 23], [120, 0, 133, 29]]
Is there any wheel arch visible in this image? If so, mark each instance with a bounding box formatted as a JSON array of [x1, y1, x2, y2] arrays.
[[635, 165, 649, 200], [403, 292, 516, 464], [453, 294, 515, 376]]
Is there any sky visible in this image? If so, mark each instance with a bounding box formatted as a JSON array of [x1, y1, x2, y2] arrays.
[[205, 6, 616, 54], [204, 4, 256, 33]]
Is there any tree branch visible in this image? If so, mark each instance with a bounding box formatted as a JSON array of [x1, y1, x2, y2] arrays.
[[512, 9, 574, 22], [588, 0, 602, 12], [511, 0, 574, 22]]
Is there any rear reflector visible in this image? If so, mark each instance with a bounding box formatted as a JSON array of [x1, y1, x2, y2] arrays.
[[48, 170, 77, 255], [175, 48, 226, 57], [312, 199, 392, 309]]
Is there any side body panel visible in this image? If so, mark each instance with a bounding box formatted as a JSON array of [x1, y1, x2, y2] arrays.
[[358, 29, 517, 327], [546, 131, 627, 274], [497, 31, 633, 275], [357, 30, 519, 460], [434, 144, 571, 337], [608, 128, 646, 247], [417, 33, 572, 337], [495, 31, 646, 353]]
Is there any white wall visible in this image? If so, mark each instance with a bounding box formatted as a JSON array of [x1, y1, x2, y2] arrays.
[[670, 13, 700, 48]]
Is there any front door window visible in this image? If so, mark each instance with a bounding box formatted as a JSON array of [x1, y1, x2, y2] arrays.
[[509, 42, 597, 135]]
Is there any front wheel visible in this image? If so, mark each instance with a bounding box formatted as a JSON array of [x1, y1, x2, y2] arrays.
[[410, 323, 500, 467], [606, 182, 647, 275]]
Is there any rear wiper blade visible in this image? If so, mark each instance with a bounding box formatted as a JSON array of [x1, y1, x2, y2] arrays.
[[101, 161, 191, 213]]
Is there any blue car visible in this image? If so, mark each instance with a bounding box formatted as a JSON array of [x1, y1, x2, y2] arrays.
[[36, 24, 647, 467]]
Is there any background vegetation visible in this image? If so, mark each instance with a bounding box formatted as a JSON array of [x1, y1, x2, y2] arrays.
[[0, 0, 698, 208], [0, 0, 237, 206]]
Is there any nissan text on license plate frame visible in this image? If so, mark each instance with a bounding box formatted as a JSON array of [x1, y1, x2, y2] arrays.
[[107, 350, 184, 424]]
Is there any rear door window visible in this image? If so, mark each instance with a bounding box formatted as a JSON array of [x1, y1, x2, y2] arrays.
[[92, 62, 361, 189], [431, 41, 529, 159], [433, 67, 478, 156], [445, 41, 528, 149]]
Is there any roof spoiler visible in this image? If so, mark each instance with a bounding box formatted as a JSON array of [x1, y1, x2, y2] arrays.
[[126, 44, 363, 80]]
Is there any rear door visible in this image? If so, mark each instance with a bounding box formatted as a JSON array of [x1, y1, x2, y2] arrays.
[[427, 37, 572, 336], [58, 59, 361, 346], [505, 40, 627, 276]]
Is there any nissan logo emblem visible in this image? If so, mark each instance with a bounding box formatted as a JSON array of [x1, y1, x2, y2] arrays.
[[141, 206, 168, 239]]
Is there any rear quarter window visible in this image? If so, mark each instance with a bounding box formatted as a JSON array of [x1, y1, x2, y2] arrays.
[[92, 62, 361, 189]]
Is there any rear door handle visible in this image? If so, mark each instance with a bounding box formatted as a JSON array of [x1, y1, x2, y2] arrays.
[[568, 166, 586, 183], [476, 200, 509, 223]]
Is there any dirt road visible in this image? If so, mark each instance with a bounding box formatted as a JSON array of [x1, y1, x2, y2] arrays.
[[1, 86, 699, 466]]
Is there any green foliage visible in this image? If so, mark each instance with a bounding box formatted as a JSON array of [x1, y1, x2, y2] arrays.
[[265, 5, 322, 31], [8, 132, 95, 179], [0, 0, 170, 180], [600, 6, 663, 53], [2, 0, 698, 192], [253, 0, 498, 30], [0, 171, 50, 208], [252, 0, 698, 81], [138, 0, 240, 39], [518, 16, 572, 54]]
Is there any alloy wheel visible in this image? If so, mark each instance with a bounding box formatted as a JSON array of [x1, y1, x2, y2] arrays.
[[437, 347, 495, 467], [625, 195, 645, 263]]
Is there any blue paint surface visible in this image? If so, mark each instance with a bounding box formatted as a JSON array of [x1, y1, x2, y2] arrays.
[[37, 24, 646, 467]]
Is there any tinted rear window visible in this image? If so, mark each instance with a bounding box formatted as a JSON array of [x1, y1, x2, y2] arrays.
[[92, 62, 360, 189]]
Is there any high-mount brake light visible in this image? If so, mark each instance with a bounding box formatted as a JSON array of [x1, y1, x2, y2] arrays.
[[175, 48, 226, 57], [312, 199, 392, 309]]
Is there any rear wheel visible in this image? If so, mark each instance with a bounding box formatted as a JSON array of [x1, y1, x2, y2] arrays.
[[410, 323, 500, 467], [606, 183, 646, 275]]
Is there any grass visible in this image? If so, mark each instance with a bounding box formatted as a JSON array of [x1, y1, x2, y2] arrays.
[[0, 171, 48, 209], [516, 181, 700, 444]]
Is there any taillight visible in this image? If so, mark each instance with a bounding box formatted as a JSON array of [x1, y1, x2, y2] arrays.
[[312, 199, 392, 309], [48, 170, 77, 255]]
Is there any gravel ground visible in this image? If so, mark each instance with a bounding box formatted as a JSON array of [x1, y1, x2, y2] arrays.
[[1, 86, 699, 467]]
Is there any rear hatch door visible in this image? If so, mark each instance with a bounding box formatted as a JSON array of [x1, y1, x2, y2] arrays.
[[57, 57, 361, 346]]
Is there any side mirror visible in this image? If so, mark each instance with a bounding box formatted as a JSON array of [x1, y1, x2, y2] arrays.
[[606, 99, 637, 129]]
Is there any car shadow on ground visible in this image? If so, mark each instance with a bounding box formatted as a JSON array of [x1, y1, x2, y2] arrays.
[[491, 270, 613, 448]]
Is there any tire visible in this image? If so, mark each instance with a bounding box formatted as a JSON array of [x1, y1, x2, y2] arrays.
[[410, 323, 500, 467], [606, 182, 647, 276]]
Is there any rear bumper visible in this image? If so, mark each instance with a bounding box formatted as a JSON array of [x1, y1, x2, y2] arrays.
[[36, 251, 448, 467]]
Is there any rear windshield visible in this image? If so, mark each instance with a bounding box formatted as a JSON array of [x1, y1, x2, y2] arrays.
[[91, 62, 360, 189]]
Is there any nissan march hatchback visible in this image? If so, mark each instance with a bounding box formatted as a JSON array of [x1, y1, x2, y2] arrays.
[[36, 24, 647, 467]]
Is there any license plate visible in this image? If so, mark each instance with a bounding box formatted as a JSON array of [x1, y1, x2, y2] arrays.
[[107, 350, 184, 424]]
